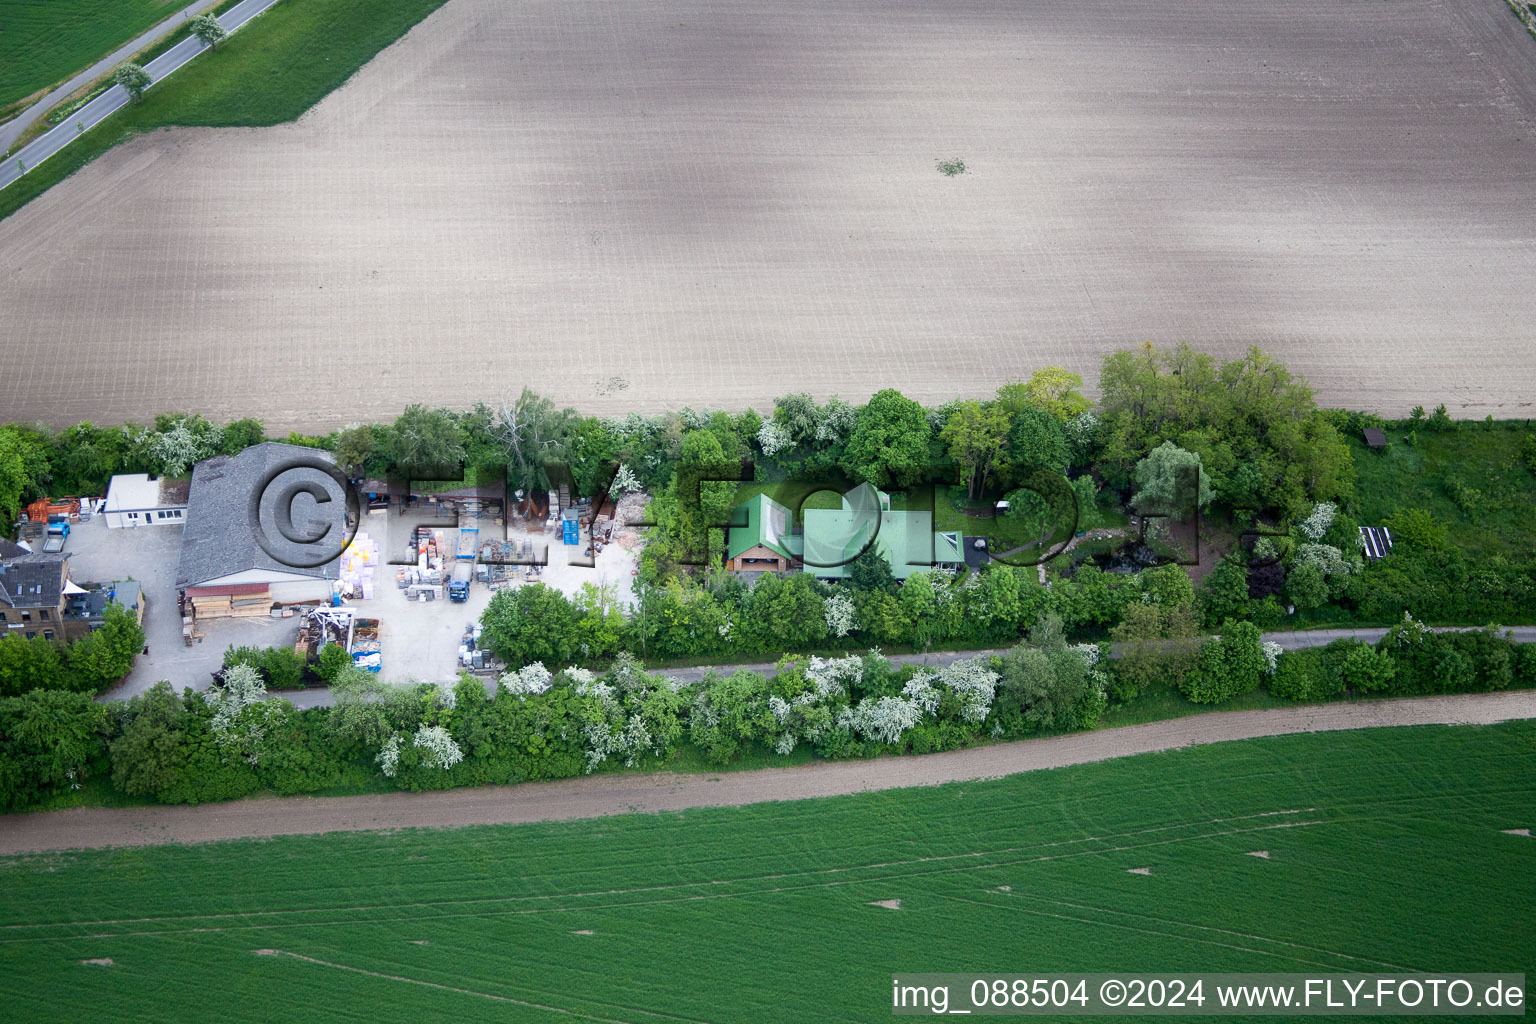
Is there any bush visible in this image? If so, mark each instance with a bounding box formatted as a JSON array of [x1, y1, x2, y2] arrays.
[[1180, 620, 1265, 704], [224, 644, 307, 689], [1269, 649, 1337, 702], [317, 642, 352, 683], [1382, 508, 1448, 550], [1337, 643, 1396, 694]]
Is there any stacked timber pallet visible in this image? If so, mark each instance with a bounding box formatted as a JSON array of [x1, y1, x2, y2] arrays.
[[190, 593, 273, 618]]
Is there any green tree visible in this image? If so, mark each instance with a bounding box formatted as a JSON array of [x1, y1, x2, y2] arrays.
[[1138, 564, 1195, 608], [66, 604, 145, 693], [110, 682, 190, 797], [1284, 560, 1329, 611], [0, 425, 45, 525], [743, 573, 828, 653], [113, 62, 152, 102], [853, 588, 910, 644], [940, 400, 1010, 498], [1109, 600, 1201, 700], [1131, 441, 1214, 516], [1005, 407, 1070, 476], [848, 547, 897, 593], [844, 389, 930, 488], [387, 405, 466, 472], [996, 367, 1092, 421], [480, 584, 582, 668], [0, 689, 109, 809], [0, 634, 67, 697], [219, 417, 265, 454], [189, 12, 227, 49], [995, 638, 1091, 732], [333, 424, 380, 477], [317, 642, 352, 683]]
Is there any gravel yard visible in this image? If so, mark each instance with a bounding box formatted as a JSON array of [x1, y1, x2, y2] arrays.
[[65, 516, 294, 701], [1, 0, 1534, 428]]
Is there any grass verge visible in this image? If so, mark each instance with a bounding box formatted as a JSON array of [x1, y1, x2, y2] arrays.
[[1, 0, 454, 222]]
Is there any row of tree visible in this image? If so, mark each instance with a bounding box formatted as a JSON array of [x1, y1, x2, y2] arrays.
[[9, 622, 1532, 813]]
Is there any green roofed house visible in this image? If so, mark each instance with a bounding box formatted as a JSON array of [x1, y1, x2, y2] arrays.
[[725, 493, 803, 572], [726, 483, 962, 580]]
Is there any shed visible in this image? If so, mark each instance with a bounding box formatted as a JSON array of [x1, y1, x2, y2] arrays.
[[1362, 428, 1388, 450]]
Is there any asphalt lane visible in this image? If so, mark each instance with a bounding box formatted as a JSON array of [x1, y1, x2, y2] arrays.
[[0, 0, 280, 191], [274, 625, 1536, 710], [0, 0, 223, 155]]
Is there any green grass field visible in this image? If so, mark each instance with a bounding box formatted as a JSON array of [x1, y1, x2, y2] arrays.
[[1350, 423, 1536, 560], [0, 0, 186, 112], [2, 723, 1531, 1022], [1, 0, 453, 220]]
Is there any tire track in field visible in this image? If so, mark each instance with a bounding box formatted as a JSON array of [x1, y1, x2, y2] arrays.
[[937, 893, 1365, 973], [252, 949, 716, 1024], [0, 816, 1325, 943], [976, 891, 1419, 972], [4, 691, 1531, 856], [1, 809, 1316, 935]]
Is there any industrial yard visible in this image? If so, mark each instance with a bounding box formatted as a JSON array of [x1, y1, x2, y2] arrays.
[[2, 0, 1536, 427]]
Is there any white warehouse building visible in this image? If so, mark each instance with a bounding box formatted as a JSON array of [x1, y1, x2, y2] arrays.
[[102, 474, 191, 529]]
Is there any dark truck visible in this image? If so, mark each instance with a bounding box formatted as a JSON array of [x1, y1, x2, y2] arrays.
[[448, 561, 472, 602]]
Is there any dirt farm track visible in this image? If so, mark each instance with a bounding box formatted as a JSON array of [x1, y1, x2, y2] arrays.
[[2, 0, 1536, 430]]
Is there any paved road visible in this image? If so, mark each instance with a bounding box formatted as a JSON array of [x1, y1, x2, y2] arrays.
[[0, 0, 223, 155], [273, 625, 1536, 710], [0, 0, 280, 190], [4, 689, 1531, 854]]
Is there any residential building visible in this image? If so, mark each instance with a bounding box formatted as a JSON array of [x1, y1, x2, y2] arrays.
[[725, 483, 964, 580], [0, 553, 74, 646]]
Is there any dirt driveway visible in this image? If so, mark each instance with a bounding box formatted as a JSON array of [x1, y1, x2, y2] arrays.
[[3, 690, 1530, 855]]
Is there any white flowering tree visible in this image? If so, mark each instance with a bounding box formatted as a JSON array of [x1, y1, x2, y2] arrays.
[[824, 590, 856, 638], [806, 654, 864, 698], [207, 662, 286, 766], [608, 463, 642, 499], [146, 418, 223, 477], [1298, 502, 1337, 541], [1261, 641, 1283, 676], [839, 695, 924, 746], [936, 658, 999, 724], [756, 419, 792, 458], [413, 725, 464, 771], [499, 662, 553, 698]]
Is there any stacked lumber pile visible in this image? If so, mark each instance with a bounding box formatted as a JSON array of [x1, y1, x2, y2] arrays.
[[189, 592, 273, 618]]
